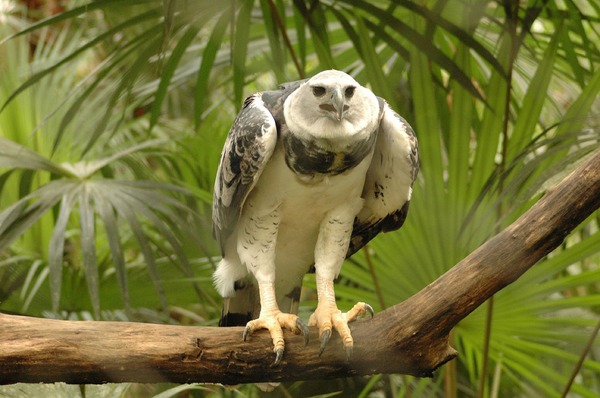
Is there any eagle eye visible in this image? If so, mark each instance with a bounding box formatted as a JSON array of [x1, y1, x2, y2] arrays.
[[345, 86, 356, 98], [312, 86, 326, 97]]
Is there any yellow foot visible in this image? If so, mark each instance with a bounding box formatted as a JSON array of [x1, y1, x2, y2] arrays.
[[243, 312, 309, 366], [308, 301, 374, 357]]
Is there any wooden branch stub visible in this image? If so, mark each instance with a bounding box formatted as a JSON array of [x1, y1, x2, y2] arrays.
[[1, 150, 599, 385]]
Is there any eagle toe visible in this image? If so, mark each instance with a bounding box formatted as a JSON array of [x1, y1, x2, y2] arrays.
[[242, 312, 306, 366], [309, 301, 374, 357]]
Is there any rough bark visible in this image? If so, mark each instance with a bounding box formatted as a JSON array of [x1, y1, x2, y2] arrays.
[[1, 150, 599, 385]]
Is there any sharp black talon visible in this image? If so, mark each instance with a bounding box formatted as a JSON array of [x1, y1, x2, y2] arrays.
[[365, 303, 374, 318], [242, 325, 251, 342], [345, 346, 353, 360], [319, 329, 331, 356], [274, 348, 284, 366], [296, 318, 309, 346]]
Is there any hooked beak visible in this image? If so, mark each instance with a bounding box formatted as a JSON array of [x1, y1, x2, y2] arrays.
[[319, 88, 349, 121], [331, 87, 345, 121]]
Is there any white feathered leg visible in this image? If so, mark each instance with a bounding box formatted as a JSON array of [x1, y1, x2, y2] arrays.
[[308, 198, 374, 356], [237, 203, 308, 365]]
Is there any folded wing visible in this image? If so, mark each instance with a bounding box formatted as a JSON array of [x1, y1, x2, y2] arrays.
[[212, 95, 278, 254], [349, 101, 419, 256]]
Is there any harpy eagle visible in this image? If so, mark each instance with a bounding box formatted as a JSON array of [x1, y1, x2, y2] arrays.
[[213, 70, 419, 365]]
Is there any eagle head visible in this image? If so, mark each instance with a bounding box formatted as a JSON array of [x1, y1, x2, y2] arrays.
[[309, 70, 357, 121], [284, 70, 380, 142]]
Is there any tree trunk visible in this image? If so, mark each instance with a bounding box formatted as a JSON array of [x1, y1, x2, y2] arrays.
[[1, 150, 599, 385]]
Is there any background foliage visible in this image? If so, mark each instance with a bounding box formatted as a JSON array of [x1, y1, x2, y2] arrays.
[[1, 0, 599, 397]]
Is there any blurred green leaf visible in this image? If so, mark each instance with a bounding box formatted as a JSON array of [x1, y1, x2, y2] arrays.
[[149, 24, 201, 130], [232, 0, 254, 106], [194, 10, 231, 126]]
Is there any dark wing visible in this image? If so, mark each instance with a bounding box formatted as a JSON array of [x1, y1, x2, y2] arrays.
[[260, 77, 308, 117], [348, 100, 419, 256], [212, 94, 278, 254]]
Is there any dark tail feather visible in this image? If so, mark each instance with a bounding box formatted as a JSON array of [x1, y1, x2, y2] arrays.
[[219, 304, 252, 326], [219, 279, 260, 326], [218, 278, 304, 326]]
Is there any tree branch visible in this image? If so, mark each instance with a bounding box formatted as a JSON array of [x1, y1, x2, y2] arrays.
[[1, 151, 599, 385]]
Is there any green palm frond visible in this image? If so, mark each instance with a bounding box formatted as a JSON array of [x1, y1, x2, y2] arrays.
[[0, 137, 200, 318]]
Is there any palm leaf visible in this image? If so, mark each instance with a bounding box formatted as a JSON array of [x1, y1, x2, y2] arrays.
[[79, 183, 100, 318], [47, 187, 79, 313], [0, 0, 150, 45], [506, 21, 563, 162], [194, 10, 231, 126], [0, 137, 73, 177], [0, 181, 68, 250], [149, 24, 201, 130], [0, 8, 161, 114], [232, 0, 254, 106]]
